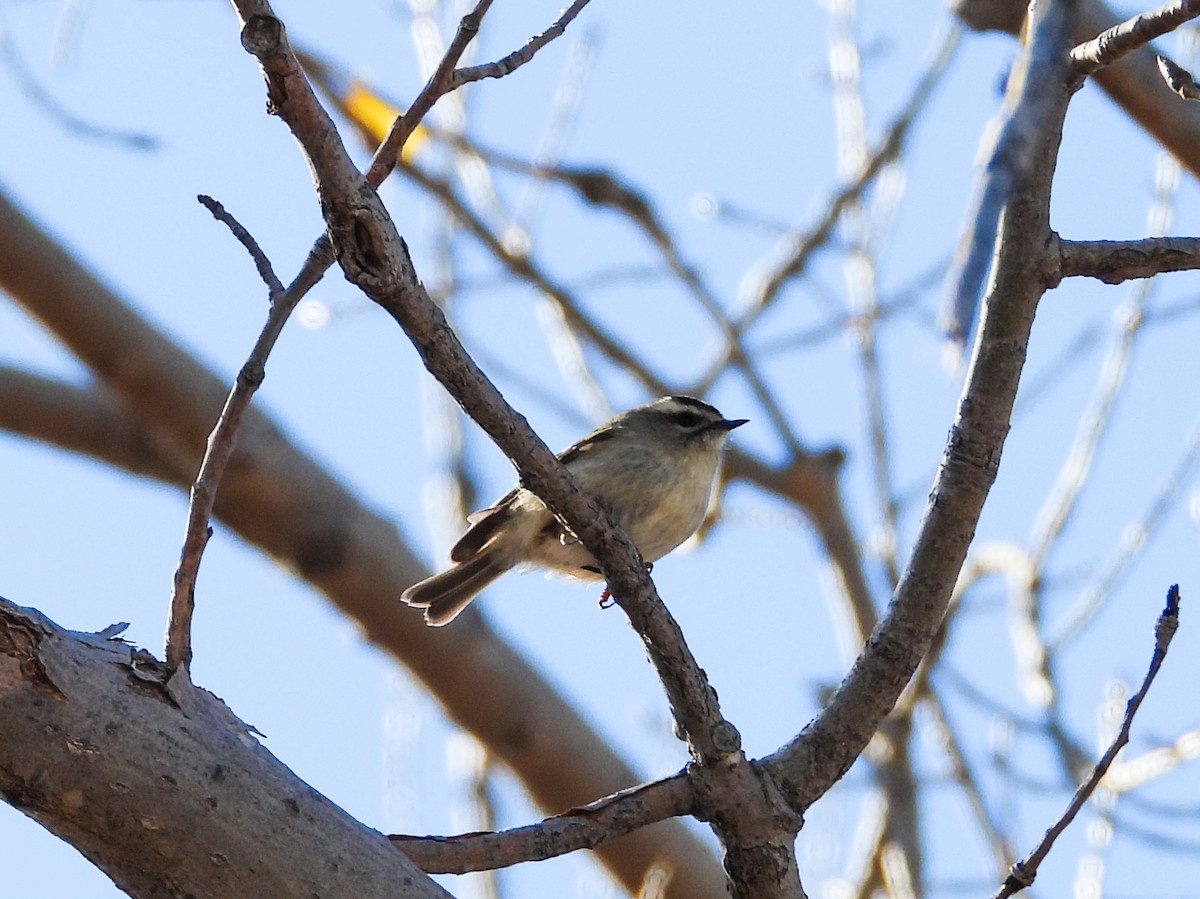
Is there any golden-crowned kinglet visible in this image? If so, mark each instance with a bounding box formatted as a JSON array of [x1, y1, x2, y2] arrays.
[[402, 395, 748, 626]]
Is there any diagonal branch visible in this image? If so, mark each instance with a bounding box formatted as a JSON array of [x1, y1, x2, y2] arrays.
[[736, 25, 959, 330], [165, 197, 288, 673], [0, 597, 451, 899], [767, 0, 1080, 814], [451, 0, 593, 87], [239, 0, 729, 783], [1071, 0, 1200, 75], [365, 0, 494, 184], [235, 8, 804, 896], [991, 585, 1181, 899], [0, 176, 728, 899]]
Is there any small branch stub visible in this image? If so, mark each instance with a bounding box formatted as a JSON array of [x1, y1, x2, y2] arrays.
[[1159, 54, 1200, 99], [241, 15, 285, 57]]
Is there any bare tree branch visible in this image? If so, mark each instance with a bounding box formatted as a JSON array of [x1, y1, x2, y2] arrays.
[[955, 0, 1200, 179], [165, 197, 287, 673], [0, 598, 450, 898], [1071, 0, 1200, 75], [451, 0, 593, 87], [992, 585, 1181, 899], [941, 15, 1073, 347], [397, 158, 674, 393], [0, 178, 728, 899], [0, 15, 157, 150], [234, 7, 807, 895], [0, 366, 189, 483], [767, 0, 1079, 813], [737, 25, 960, 330], [303, 51, 884, 642], [365, 0, 494, 184], [1054, 235, 1200, 283], [392, 774, 696, 873], [1049, 415, 1200, 649]]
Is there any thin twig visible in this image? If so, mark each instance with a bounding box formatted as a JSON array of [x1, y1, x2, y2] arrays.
[[443, 135, 810, 454], [991, 585, 1182, 899], [924, 690, 1014, 878], [1071, 0, 1200, 75], [452, 0, 593, 87], [737, 23, 960, 330], [391, 773, 695, 873], [829, 0, 905, 591], [164, 197, 289, 673], [174, 0, 587, 672], [1026, 288, 1148, 573], [197, 196, 284, 294], [512, 34, 596, 236], [366, 0, 494, 185], [398, 158, 674, 394], [1032, 148, 1184, 649]]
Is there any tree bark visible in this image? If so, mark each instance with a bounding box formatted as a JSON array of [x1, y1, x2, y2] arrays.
[[0, 597, 451, 898]]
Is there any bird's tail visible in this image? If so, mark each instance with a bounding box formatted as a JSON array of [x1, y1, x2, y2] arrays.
[[401, 551, 509, 626]]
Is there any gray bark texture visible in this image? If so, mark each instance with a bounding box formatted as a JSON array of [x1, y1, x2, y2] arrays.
[[0, 597, 450, 899]]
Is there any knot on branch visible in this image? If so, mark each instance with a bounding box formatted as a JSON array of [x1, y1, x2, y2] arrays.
[[327, 197, 420, 300], [330, 206, 390, 289], [711, 720, 742, 755], [1006, 861, 1035, 890], [240, 15, 284, 57]]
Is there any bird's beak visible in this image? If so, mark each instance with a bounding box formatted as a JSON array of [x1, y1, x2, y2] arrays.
[[718, 418, 749, 431]]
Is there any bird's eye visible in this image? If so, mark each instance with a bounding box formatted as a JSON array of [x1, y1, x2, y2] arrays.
[[669, 411, 705, 429]]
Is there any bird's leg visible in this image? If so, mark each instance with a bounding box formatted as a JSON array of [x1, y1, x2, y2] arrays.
[[596, 563, 653, 610]]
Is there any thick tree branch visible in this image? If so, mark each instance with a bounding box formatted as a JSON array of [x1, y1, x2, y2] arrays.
[[767, 0, 1078, 812], [233, 7, 804, 896], [955, 0, 1200, 179], [0, 597, 450, 898], [0, 366, 190, 483]]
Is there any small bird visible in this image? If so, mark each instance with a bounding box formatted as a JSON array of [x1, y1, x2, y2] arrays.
[[402, 396, 748, 626]]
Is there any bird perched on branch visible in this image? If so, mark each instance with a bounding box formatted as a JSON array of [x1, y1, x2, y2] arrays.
[[402, 396, 747, 626]]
